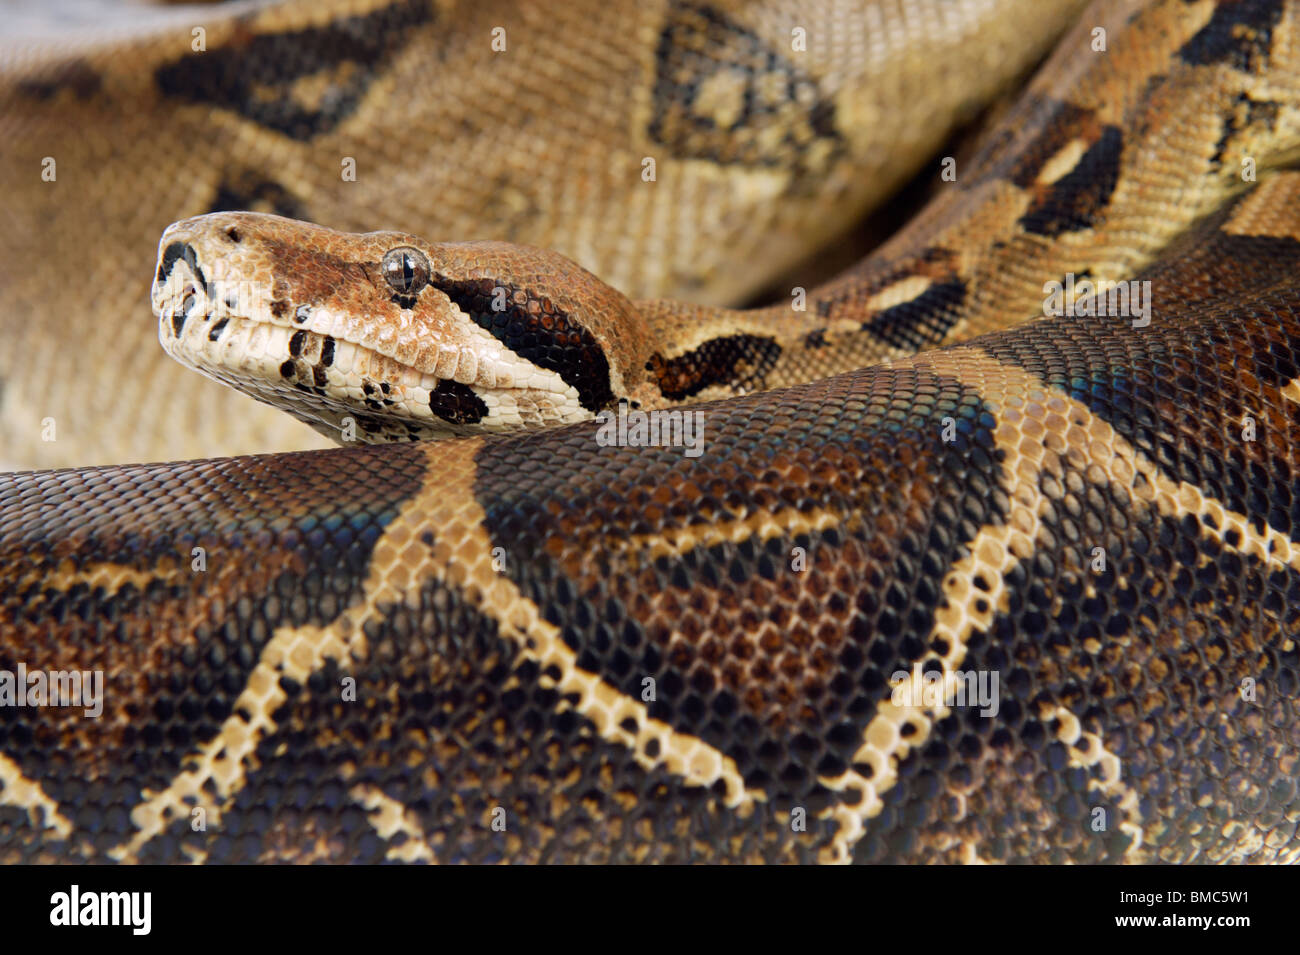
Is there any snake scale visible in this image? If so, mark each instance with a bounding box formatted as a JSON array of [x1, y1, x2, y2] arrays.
[[3, 0, 1300, 863]]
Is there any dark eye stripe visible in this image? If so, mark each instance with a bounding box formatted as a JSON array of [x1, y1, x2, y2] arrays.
[[432, 276, 613, 413]]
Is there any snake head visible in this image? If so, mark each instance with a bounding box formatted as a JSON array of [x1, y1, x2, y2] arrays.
[[151, 212, 659, 443]]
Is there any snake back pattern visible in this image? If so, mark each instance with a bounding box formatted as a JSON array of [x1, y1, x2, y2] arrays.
[[3, 0, 1300, 863]]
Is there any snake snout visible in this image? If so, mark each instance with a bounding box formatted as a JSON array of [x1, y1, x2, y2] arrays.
[[152, 215, 276, 346], [152, 234, 212, 345]]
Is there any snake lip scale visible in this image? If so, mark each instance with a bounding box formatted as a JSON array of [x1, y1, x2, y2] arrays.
[[3, 0, 1300, 865]]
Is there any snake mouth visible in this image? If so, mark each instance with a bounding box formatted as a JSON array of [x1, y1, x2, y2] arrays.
[[159, 307, 460, 442]]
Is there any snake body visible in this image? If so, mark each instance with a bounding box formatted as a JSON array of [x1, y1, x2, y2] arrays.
[[4, 0, 1300, 863], [0, 0, 1084, 469]]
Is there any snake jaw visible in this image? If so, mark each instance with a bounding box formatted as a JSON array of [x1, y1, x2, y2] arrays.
[[150, 212, 608, 444]]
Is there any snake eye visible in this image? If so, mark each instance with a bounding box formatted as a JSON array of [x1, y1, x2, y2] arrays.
[[381, 247, 430, 296]]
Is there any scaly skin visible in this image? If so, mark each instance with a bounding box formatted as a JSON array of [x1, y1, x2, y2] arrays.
[[5, 170, 1300, 862], [0, 0, 1084, 468], [158, 0, 1300, 444], [1, 0, 1299, 864]]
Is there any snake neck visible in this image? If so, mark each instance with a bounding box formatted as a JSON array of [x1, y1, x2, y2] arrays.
[[632, 297, 870, 410]]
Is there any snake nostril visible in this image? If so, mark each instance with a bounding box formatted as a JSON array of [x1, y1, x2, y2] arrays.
[[225, 227, 241, 243]]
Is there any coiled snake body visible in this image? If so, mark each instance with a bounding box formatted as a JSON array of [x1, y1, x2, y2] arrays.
[[3, 0, 1300, 863]]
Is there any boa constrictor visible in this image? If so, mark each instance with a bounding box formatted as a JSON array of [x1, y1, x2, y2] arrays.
[[3, 0, 1300, 863], [0, 0, 1083, 470]]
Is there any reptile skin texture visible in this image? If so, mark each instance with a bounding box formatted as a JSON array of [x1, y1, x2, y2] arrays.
[[5, 191, 1300, 862], [0, 0, 1083, 469], [2, 0, 1300, 864]]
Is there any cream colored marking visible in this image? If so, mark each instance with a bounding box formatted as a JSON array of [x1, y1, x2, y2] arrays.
[[110, 450, 476, 860], [610, 493, 878, 853], [180, 844, 208, 865], [961, 842, 998, 865], [42, 558, 184, 596], [111, 438, 761, 862], [825, 348, 1300, 863], [0, 751, 73, 841], [612, 504, 877, 849], [1050, 704, 1144, 858], [818, 352, 1050, 862], [613, 504, 844, 564], [1222, 172, 1300, 243], [411, 440, 763, 812], [1036, 138, 1090, 186], [1218, 821, 1267, 861], [864, 275, 933, 315], [110, 614, 362, 862], [693, 70, 748, 130], [106, 361, 1299, 863], [1280, 377, 1300, 407], [1276, 843, 1300, 865], [351, 784, 435, 863]]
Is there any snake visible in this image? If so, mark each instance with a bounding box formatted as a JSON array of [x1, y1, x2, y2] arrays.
[[0, 0, 1085, 470], [3, 0, 1300, 863]]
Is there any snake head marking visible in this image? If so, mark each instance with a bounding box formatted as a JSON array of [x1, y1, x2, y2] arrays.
[[151, 212, 663, 445]]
